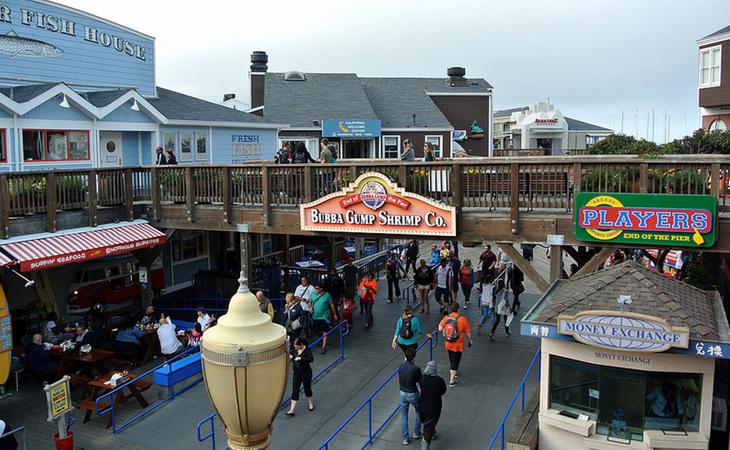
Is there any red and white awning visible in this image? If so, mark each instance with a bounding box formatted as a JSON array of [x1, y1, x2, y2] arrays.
[[1, 222, 166, 272], [0, 252, 13, 268]]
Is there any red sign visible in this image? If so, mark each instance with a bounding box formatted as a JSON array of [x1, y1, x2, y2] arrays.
[[578, 207, 712, 234], [300, 172, 456, 236]]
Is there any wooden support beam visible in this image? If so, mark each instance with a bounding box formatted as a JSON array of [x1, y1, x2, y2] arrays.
[[151, 168, 161, 222], [451, 164, 463, 233], [549, 245, 563, 283], [328, 237, 336, 272], [509, 163, 520, 235], [124, 168, 134, 221], [261, 166, 271, 226], [88, 170, 98, 227], [573, 248, 613, 277], [222, 167, 231, 224], [0, 175, 9, 239], [498, 243, 549, 293], [46, 172, 57, 233], [185, 167, 194, 223]]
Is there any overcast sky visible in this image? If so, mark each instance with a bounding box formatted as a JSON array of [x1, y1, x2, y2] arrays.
[[64, 0, 730, 141]]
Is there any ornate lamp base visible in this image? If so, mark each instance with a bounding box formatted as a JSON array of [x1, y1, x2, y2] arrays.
[[226, 427, 271, 450]]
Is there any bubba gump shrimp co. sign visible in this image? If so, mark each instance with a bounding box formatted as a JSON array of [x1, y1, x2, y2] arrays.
[[300, 172, 456, 236]]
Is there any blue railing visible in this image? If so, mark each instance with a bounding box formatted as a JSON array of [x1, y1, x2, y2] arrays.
[[0, 426, 25, 450], [196, 320, 350, 449], [486, 348, 541, 450], [317, 327, 439, 450], [95, 345, 202, 435]]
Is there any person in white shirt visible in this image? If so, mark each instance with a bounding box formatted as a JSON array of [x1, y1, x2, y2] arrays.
[[157, 314, 183, 357], [294, 276, 314, 312], [477, 277, 495, 335], [196, 307, 211, 331], [434, 260, 452, 314]]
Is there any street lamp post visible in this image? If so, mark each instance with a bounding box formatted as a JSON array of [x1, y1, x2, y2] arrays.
[[200, 272, 288, 450]]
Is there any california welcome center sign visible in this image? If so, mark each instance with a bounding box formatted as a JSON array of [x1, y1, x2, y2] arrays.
[[300, 172, 456, 236], [575, 192, 717, 248], [558, 310, 690, 353]]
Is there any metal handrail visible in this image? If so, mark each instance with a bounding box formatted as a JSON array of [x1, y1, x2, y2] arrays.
[[0, 426, 26, 450], [196, 320, 351, 450], [317, 327, 439, 450], [95, 345, 201, 435], [486, 348, 542, 450]]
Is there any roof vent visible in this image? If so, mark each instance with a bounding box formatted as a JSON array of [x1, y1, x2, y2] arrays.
[[223, 93, 236, 102], [284, 71, 306, 81], [250, 51, 268, 73], [447, 67, 467, 87]]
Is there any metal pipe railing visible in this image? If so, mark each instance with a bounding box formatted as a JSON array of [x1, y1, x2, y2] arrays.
[[0, 426, 26, 450]]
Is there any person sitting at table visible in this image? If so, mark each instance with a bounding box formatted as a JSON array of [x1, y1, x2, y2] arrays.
[[42, 312, 75, 344], [188, 323, 203, 347], [115, 319, 144, 353], [139, 305, 156, 329], [25, 333, 55, 379], [84, 303, 105, 331], [157, 314, 183, 357], [208, 313, 218, 328], [75, 326, 90, 345], [197, 307, 211, 332]]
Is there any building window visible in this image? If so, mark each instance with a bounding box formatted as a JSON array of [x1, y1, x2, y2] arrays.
[[163, 131, 176, 155], [709, 119, 727, 132], [180, 132, 193, 162], [586, 135, 606, 148], [699, 45, 721, 88], [196, 131, 208, 161], [425, 135, 443, 158], [171, 230, 208, 263], [382, 135, 401, 159], [549, 355, 702, 442], [0, 130, 6, 162], [22, 130, 90, 161], [503, 123, 511, 132]]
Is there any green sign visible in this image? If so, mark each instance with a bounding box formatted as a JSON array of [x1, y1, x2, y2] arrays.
[[574, 192, 717, 248]]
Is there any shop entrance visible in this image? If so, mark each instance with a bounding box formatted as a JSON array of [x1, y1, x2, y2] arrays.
[[342, 139, 374, 159], [99, 131, 123, 167], [536, 138, 553, 151]]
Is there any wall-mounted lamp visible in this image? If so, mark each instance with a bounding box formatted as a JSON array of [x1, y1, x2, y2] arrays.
[[130, 98, 140, 111], [59, 93, 70, 109]]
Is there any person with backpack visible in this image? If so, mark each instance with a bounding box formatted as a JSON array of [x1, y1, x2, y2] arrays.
[[489, 278, 512, 341], [283, 293, 305, 345], [476, 275, 495, 335], [405, 240, 419, 275], [438, 303, 472, 387], [275, 142, 291, 164], [459, 259, 475, 308], [386, 255, 402, 303], [292, 142, 316, 164], [392, 306, 428, 355]]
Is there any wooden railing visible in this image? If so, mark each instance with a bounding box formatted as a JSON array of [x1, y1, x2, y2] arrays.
[[1, 155, 730, 238]]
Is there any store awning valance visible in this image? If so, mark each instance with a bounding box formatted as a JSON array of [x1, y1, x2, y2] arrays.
[[0, 252, 14, 268], [1, 222, 166, 271]]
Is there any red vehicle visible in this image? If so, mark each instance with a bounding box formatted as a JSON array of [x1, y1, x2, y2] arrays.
[[67, 255, 164, 314]]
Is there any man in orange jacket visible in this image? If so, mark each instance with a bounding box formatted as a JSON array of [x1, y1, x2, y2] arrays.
[[438, 302, 473, 387], [359, 272, 378, 330]]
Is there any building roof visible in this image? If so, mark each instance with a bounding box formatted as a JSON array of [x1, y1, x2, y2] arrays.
[[264, 72, 378, 128], [83, 89, 132, 107], [148, 87, 270, 123], [565, 116, 612, 132], [528, 261, 728, 341], [0, 83, 58, 102], [494, 106, 528, 118], [359, 78, 452, 128], [700, 25, 730, 42]]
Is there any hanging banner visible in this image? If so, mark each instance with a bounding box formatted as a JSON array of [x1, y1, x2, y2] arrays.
[[574, 193, 717, 248], [300, 172, 456, 236]]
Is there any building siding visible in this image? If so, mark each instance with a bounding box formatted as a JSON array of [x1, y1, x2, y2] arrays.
[[699, 40, 730, 108], [101, 105, 156, 123], [141, 131, 151, 165], [0, 109, 10, 118], [122, 131, 138, 165], [210, 127, 277, 164], [429, 95, 490, 156], [21, 98, 91, 120]]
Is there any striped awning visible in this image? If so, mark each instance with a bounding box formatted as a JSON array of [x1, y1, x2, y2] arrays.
[[1, 223, 166, 272], [0, 252, 13, 268]]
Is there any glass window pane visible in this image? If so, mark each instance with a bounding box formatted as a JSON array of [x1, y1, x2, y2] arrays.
[[549, 356, 600, 419], [701, 51, 709, 68], [68, 132, 89, 159], [47, 132, 68, 160], [597, 367, 645, 442], [701, 68, 709, 84], [383, 136, 399, 158], [711, 67, 720, 84], [163, 132, 176, 153], [644, 373, 702, 432], [196, 132, 207, 160], [712, 48, 720, 66], [0, 131, 5, 161], [180, 133, 192, 161]]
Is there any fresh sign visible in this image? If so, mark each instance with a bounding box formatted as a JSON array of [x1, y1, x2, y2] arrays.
[[574, 193, 717, 247]]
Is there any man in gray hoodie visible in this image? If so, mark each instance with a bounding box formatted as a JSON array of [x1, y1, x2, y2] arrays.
[[418, 361, 447, 450]]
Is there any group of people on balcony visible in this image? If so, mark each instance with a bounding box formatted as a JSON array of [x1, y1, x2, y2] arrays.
[[155, 146, 178, 165], [273, 138, 437, 164]]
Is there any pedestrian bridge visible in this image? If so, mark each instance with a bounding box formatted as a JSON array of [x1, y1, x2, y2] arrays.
[[3, 154, 730, 251]]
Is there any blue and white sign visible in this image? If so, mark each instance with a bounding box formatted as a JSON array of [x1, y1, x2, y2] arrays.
[[0, 0, 155, 95], [557, 311, 689, 353], [322, 119, 381, 138]]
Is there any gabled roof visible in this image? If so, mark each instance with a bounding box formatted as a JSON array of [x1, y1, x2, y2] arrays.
[[565, 116, 611, 132], [1, 83, 58, 102], [83, 90, 131, 107], [145, 87, 271, 124], [494, 106, 528, 118], [264, 72, 378, 128], [528, 261, 728, 341], [700, 25, 730, 42], [359, 78, 451, 128]]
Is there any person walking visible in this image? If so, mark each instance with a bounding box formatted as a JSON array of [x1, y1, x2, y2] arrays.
[[489, 278, 512, 341], [256, 291, 275, 320], [429, 245, 440, 266], [292, 142, 316, 163], [320, 141, 334, 163], [309, 282, 338, 354], [164, 149, 178, 164], [275, 142, 291, 164], [423, 142, 435, 162], [284, 293, 305, 344], [509, 265, 525, 313], [477, 276, 495, 335], [398, 348, 422, 446], [400, 139, 415, 161], [155, 146, 166, 165], [392, 306, 427, 355], [285, 337, 315, 416], [323, 268, 345, 310], [434, 260, 452, 315], [405, 240, 419, 275], [359, 272, 378, 329], [479, 244, 497, 282], [386, 255, 402, 303], [341, 257, 360, 313], [438, 303, 473, 387], [418, 361, 446, 450], [414, 260, 434, 314], [448, 252, 460, 304], [459, 259, 475, 308]]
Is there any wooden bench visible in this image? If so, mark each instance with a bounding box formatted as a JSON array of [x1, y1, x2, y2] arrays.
[[153, 352, 201, 388]]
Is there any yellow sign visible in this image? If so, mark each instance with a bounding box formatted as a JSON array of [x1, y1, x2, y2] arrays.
[[45, 376, 72, 420]]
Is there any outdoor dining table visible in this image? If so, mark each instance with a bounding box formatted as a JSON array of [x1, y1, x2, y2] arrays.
[[74, 371, 152, 428]]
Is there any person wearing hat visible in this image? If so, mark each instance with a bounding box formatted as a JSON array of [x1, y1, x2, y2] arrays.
[[392, 306, 429, 355], [438, 302, 473, 387], [197, 307, 211, 332], [418, 361, 447, 450]]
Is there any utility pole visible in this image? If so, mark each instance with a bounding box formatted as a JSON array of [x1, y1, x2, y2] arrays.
[[620, 111, 624, 134]]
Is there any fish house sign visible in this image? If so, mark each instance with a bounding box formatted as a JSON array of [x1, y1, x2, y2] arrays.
[[0, 0, 155, 96], [575, 193, 717, 248]]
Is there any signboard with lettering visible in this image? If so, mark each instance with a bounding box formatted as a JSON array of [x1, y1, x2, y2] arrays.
[[575, 193, 717, 248], [322, 119, 381, 138], [45, 376, 71, 420], [557, 310, 689, 353], [300, 172, 456, 236], [0, 0, 155, 95]]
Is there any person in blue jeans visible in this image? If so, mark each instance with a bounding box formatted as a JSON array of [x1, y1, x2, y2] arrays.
[[477, 277, 495, 335], [392, 306, 431, 355], [398, 348, 422, 445]]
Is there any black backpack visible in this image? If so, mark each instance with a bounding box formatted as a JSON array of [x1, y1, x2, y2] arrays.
[[293, 149, 308, 164], [400, 317, 414, 339]]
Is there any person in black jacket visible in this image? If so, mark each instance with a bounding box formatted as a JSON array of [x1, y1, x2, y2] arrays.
[[323, 268, 345, 309], [405, 240, 419, 275], [418, 361, 447, 450], [285, 337, 314, 416], [292, 142, 316, 164]]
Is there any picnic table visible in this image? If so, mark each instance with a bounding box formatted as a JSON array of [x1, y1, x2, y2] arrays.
[[74, 371, 152, 428], [69, 348, 115, 383]]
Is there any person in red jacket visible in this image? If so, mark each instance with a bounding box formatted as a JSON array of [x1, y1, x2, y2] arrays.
[[359, 272, 378, 330], [438, 303, 473, 387]]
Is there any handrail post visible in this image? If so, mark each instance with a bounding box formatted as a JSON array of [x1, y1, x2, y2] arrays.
[[88, 170, 98, 227], [303, 166, 313, 202], [451, 163, 463, 233], [398, 165, 407, 189], [639, 162, 649, 193], [0, 175, 9, 239], [222, 167, 231, 224], [46, 172, 57, 233], [185, 167, 194, 222], [368, 400, 373, 444], [262, 166, 271, 226], [151, 168, 160, 222], [509, 163, 519, 235], [711, 163, 721, 198], [125, 168, 134, 220]]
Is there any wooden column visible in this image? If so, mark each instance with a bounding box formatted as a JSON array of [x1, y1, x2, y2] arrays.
[[573, 248, 613, 277], [88, 170, 98, 227], [222, 167, 231, 224], [303, 166, 312, 202], [451, 164, 463, 232], [151, 168, 161, 222], [711, 163, 721, 198], [46, 172, 57, 233], [185, 167, 194, 222], [497, 243, 549, 293], [125, 168, 134, 221], [261, 166, 271, 226], [328, 237, 336, 272], [639, 163, 649, 193], [549, 245, 563, 283], [0, 175, 9, 239], [510, 163, 520, 235], [240, 232, 253, 283]]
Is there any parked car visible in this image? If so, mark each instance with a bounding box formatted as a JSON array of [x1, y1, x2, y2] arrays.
[[67, 255, 163, 314]]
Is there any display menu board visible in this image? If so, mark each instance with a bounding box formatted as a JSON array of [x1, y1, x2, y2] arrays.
[[0, 315, 11, 353]]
